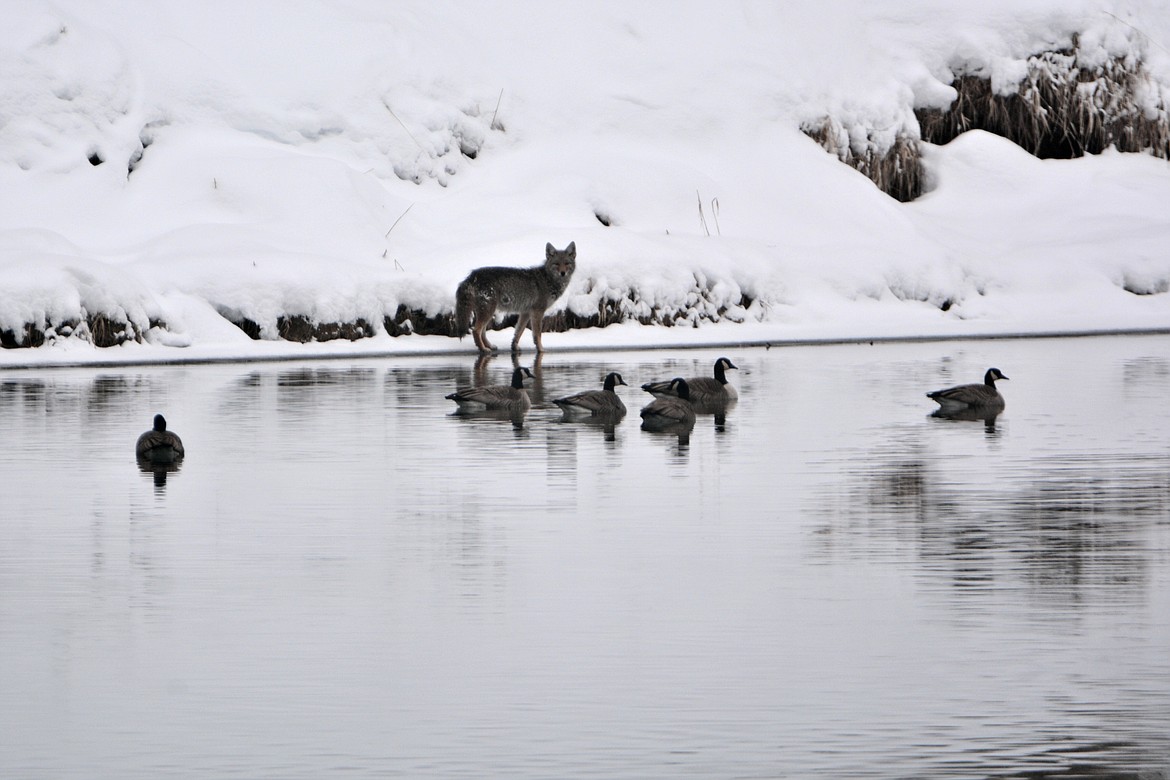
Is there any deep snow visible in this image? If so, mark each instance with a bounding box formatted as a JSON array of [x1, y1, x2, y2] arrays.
[[2, 0, 1169, 367]]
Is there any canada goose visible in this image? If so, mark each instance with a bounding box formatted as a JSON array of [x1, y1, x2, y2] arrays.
[[553, 371, 627, 416], [446, 366, 534, 411], [136, 414, 185, 463], [640, 378, 697, 429], [642, 357, 738, 405], [927, 367, 1008, 411]]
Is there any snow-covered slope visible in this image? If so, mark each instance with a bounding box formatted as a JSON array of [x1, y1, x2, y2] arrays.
[[2, 0, 1168, 365]]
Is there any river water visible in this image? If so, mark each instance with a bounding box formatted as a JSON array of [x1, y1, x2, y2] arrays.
[[2, 335, 1168, 779]]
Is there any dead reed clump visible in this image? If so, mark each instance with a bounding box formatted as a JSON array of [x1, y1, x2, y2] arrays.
[[332, 319, 373, 341], [541, 296, 628, 331], [276, 315, 379, 342], [916, 42, 1170, 160], [230, 316, 263, 340], [0, 323, 44, 349], [805, 39, 1170, 201], [276, 315, 316, 343], [546, 279, 757, 332], [386, 305, 455, 337], [1, 313, 150, 349], [86, 314, 136, 347], [801, 118, 925, 202]]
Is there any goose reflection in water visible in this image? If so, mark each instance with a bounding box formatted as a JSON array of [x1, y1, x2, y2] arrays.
[[554, 410, 624, 443], [449, 406, 529, 433], [691, 396, 736, 435], [137, 458, 181, 493], [929, 405, 1002, 435], [641, 424, 692, 457], [926, 406, 1001, 437]]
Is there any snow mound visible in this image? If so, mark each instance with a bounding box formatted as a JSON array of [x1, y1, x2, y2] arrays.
[[1, 0, 1169, 366]]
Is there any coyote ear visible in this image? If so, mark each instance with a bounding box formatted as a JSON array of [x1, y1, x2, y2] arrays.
[[546, 242, 555, 256], [566, 241, 576, 255]]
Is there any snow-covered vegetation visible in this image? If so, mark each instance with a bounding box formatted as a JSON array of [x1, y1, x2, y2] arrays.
[[2, 0, 1169, 365]]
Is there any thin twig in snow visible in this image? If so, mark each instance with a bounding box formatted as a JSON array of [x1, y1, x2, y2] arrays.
[[382, 100, 425, 151], [491, 89, 505, 131], [384, 203, 414, 238]]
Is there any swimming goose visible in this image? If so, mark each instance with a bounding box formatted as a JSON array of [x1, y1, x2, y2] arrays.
[[927, 367, 1008, 411], [446, 366, 534, 411], [136, 414, 185, 463], [639, 378, 697, 429], [642, 357, 738, 405], [553, 371, 627, 416]]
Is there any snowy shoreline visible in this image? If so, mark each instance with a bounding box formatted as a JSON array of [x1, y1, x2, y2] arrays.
[[3, 1, 1169, 371], [2, 325, 1167, 372]]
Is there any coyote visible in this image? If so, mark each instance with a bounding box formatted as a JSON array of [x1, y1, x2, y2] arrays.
[[455, 242, 576, 353]]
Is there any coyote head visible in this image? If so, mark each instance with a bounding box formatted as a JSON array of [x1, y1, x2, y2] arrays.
[[544, 242, 576, 279]]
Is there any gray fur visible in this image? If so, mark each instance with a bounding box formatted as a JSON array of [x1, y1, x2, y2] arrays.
[[455, 242, 576, 353]]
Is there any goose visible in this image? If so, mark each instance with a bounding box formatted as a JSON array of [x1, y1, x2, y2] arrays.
[[639, 378, 697, 429], [446, 366, 534, 411], [642, 357, 738, 405], [553, 372, 627, 416], [927, 368, 1008, 411], [136, 414, 185, 463]]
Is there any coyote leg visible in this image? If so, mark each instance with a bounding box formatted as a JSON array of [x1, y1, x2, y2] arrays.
[[511, 311, 530, 352], [472, 303, 497, 352], [531, 309, 546, 353], [473, 321, 495, 352]]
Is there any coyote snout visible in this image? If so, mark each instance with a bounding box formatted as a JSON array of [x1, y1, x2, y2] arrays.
[[454, 241, 577, 353]]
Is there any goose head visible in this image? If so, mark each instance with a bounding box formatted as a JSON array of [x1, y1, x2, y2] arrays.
[[984, 368, 1009, 386], [603, 372, 627, 392]]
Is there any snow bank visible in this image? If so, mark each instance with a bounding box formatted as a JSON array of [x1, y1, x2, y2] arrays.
[[1, 0, 1169, 366]]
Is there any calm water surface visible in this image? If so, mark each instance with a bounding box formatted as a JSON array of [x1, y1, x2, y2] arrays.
[[1, 336, 1168, 779]]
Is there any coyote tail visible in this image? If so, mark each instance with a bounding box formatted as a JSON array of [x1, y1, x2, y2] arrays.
[[454, 278, 474, 338]]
